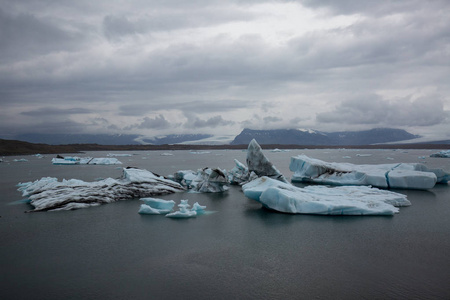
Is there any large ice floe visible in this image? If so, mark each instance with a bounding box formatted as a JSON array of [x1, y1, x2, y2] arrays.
[[52, 155, 122, 165], [430, 150, 450, 158], [17, 167, 185, 212], [243, 177, 410, 215], [290, 155, 449, 190]]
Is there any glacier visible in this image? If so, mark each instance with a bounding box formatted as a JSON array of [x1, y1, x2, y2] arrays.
[[52, 156, 122, 165], [290, 155, 449, 189], [17, 167, 185, 212], [242, 177, 410, 215]]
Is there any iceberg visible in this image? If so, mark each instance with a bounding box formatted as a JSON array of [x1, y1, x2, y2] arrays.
[[430, 150, 450, 158], [138, 198, 175, 214], [289, 155, 449, 189], [242, 177, 410, 215], [17, 167, 185, 212], [166, 200, 197, 218], [228, 159, 258, 185], [52, 156, 122, 165], [246, 139, 288, 183], [173, 168, 229, 192]]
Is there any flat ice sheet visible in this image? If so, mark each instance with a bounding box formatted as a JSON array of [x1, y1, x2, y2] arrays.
[[242, 177, 410, 215], [289, 155, 449, 189]]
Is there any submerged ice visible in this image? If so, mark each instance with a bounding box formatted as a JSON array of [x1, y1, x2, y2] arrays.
[[290, 155, 449, 189], [242, 177, 410, 215], [18, 167, 185, 212]]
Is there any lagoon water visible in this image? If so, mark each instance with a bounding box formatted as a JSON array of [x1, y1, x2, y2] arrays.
[[1, 149, 450, 299]]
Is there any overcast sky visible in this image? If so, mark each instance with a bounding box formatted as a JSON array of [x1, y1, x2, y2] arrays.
[[1, 0, 449, 141]]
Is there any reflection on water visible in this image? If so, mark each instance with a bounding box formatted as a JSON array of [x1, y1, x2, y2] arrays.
[[1, 149, 449, 299]]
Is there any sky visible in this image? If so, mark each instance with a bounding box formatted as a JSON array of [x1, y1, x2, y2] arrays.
[[1, 0, 450, 141]]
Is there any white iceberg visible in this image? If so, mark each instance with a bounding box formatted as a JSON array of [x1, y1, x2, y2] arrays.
[[138, 198, 176, 214], [430, 150, 450, 158], [17, 167, 185, 212], [166, 200, 197, 218], [289, 155, 449, 189], [242, 177, 410, 215], [52, 156, 122, 165]]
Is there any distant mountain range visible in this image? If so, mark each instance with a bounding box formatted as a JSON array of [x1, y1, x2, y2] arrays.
[[230, 128, 420, 145], [5, 128, 422, 146]]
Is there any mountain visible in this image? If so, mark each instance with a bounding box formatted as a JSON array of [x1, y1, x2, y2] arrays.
[[230, 128, 419, 145], [11, 133, 141, 145]]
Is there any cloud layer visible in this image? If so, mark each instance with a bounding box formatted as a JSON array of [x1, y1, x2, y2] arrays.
[[1, 0, 449, 140]]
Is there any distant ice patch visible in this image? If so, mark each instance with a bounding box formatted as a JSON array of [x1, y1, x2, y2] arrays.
[[430, 150, 450, 158], [52, 155, 122, 165]]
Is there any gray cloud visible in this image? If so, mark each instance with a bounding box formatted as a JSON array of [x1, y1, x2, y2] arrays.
[[0, 8, 87, 62], [263, 116, 282, 123], [21, 107, 93, 116], [1, 0, 450, 139], [316, 95, 449, 127], [124, 114, 173, 130], [184, 115, 235, 129]]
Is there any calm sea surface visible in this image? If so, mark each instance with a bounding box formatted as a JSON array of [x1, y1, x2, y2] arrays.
[[1, 149, 450, 299]]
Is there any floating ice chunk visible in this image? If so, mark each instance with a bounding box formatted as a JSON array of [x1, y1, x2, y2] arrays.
[[174, 168, 229, 192], [191, 202, 207, 214], [17, 168, 185, 212], [165, 210, 197, 218], [139, 198, 175, 214], [242, 177, 410, 215], [52, 156, 122, 165], [246, 139, 288, 183], [228, 159, 257, 185], [166, 200, 197, 218], [430, 150, 450, 158], [107, 153, 133, 157], [189, 151, 210, 154], [138, 204, 170, 215], [190, 168, 229, 192], [289, 155, 448, 189], [160, 152, 174, 156], [173, 170, 197, 186], [14, 158, 28, 162]]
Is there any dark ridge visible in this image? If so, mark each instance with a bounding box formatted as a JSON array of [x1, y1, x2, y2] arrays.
[[1, 138, 450, 156]]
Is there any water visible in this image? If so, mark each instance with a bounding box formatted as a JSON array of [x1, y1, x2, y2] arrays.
[[1, 149, 450, 299]]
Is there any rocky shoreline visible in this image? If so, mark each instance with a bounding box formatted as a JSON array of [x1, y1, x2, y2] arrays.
[[1, 138, 450, 156]]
